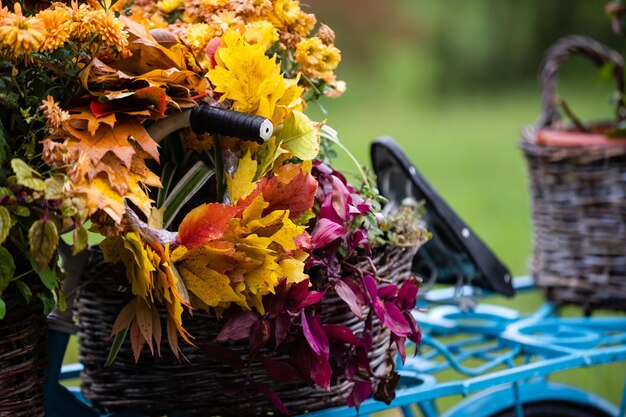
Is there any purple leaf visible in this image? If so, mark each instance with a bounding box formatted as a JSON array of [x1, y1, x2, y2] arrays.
[[214, 311, 259, 342], [383, 301, 412, 337], [377, 284, 398, 300], [301, 311, 329, 358], [310, 352, 332, 391], [347, 380, 372, 410], [323, 324, 362, 346], [344, 278, 367, 305], [407, 315, 422, 346], [274, 312, 291, 348], [355, 347, 372, 376], [348, 229, 370, 253], [265, 279, 287, 316], [362, 275, 385, 320], [331, 175, 350, 220], [392, 334, 407, 363], [396, 278, 419, 311], [258, 355, 301, 382], [249, 319, 270, 357], [335, 279, 363, 319], [253, 382, 295, 415], [311, 218, 348, 249], [199, 343, 244, 370], [288, 280, 325, 311]]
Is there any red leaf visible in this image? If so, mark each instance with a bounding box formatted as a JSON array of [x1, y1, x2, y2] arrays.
[[362, 275, 384, 321], [334, 279, 363, 319], [90, 87, 167, 118], [241, 171, 318, 221], [287, 279, 325, 311], [214, 311, 260, 342], [258, 355, 301, 382], [396, 277, 419, 311], [177, 203, 240, 248], [273, 313, 291, 348]]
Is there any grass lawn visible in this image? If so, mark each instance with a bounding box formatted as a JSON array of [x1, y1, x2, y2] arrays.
[[63, 71, 626, 413]]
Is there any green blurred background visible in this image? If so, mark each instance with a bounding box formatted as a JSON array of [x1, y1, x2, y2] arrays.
[[308, 0, 626, 414], [64, 1, 626, 414]]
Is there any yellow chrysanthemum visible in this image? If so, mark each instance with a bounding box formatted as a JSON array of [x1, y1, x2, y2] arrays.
[[233, 0, 272, 17], [88, 8, 129, 52], [182, 23, 216, 50], [295, 36, 341, 76], [243, 20, 278, 50], [158, 0, 184, 14], [38, 7, 72, 52], [209, 29, 286, 119], [69, 2, 93, 41], [0, 3, 45, 57], [200, 0, 230, 9], [271, 0, 300, 27]]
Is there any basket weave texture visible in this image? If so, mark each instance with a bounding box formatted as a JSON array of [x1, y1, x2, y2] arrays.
[[75, 243, 418, 416], [521, 131, 626, 312], [0, 284, 48, 417]]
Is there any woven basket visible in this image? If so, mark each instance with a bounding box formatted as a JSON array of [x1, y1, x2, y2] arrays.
[[75, 243, 418, 416], [521, 35, 626, 313], [0, 280, 48, 417]]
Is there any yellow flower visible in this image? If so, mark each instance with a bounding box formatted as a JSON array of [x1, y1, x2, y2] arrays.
[[38, 7, 72, 52], [69, 2, 93, 41], [211, 10, 243, 33], [233, 0, 272, 16], [88, 8, 129, 52], [272, 0, 301, 27], [209, 29, 288, 120], [158, 0, 183, 14], [182, 22, 216, 50], [200, 0, 230, 9], [0, 3, 45, 57], [295, 36, 341, 76], [243, 20, 278, 50]]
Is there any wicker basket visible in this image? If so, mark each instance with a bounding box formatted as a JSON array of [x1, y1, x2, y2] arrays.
[[75, 243, 418, 416], [0, 281, 48, 417], [521, 35, 626, 313]]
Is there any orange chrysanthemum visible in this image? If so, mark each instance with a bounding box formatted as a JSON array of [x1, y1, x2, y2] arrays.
[[0, 3, 45, 57], [40, 95, 70, 133], [38, 7, 72, 52], [88, 8, 129, 52]]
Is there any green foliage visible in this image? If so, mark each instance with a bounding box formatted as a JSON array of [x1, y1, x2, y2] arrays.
[[0, 246, 15, 294]]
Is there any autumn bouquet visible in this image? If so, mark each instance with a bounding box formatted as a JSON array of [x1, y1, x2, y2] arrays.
[[1, 0, 425, 415]]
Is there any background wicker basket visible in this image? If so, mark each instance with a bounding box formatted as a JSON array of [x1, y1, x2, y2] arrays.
[[0, 281, 48, 417], [75, 243, 418, 416], [521, 35, 626, 313]]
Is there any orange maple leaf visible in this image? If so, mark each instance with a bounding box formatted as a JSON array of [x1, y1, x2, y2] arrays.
[[177, 203, 242, 249], [64, 114, 159, 168]]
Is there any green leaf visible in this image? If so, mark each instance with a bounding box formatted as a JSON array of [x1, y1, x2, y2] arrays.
[[57, 289, 67, 312], [28, 219, 59, 271], [105, 325, 130, 367], [0, 118, 10, 167], [11, 205, 29, 217], [36, 291, 55, 315], [163, 161, 214, 229], [31, 261, 58, 291], [278, 111, 320, 160], [156, 162, 177, 208], [0, 246, 15, 293], [72, 226, 88, 255], [14, 280, 32, 304], [0, 187, 13, 197], [0, 206, 11, 245], [0, 298, 5, 319], [44, 175, 65, 200], [11, 159, 45, 191]]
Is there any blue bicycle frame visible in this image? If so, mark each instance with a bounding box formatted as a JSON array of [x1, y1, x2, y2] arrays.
[[48, 276, 626, 417]]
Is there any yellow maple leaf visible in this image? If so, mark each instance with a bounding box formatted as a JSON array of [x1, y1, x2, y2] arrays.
[[226, 151, 258, 203], [176, 259, 246, 308], [277, 110, 320, 161]]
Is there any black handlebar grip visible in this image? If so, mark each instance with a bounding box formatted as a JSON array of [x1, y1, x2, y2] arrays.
[[190, 104, 274, 142]]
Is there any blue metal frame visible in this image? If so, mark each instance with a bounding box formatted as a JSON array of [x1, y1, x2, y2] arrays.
[[49, 277, 626, 417]]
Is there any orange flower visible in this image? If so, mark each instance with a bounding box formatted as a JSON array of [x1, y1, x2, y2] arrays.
[[0, 3, 45, 57], [38, 7, 72, 52]]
